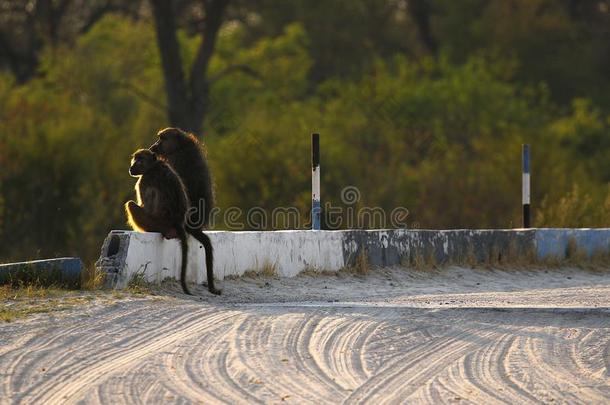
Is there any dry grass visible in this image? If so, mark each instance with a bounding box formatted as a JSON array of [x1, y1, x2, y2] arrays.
[[535, 237, 610, 271], [566, 237, 587, 262], [395, 238, 590, 271], [234, 270, 259, 279], [82, 264, 106, 290], [411, 249, 427, 269], [462, 245, 478, 268], [340, 249, 371, 275], [589, 248, 610, 271], [260, 259, 278, 277], [0, 259, 98, 322], [0, 260, 106, 323], [0, 261, 80, 289], [300, 265, 336, 277], [393, 237, 609, 273], [481, 240, 537, 269], [0, 284, 64, 301], [127, 270, 153, 295], [225, 258, 279, 280], [400, 247, 439, 271], [561, 237, 610, 272], [0, 284, 97, 323], [0, 262, 150, 323]]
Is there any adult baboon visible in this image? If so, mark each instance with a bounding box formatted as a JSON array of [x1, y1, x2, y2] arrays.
[[125, 149, 193, 295], [150, 127, 220, 295]]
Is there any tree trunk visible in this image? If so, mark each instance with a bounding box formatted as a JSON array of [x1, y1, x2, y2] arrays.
[[409, 0, 437, 55], [150, 0, 229, 136], [150, 0, 191, 130]]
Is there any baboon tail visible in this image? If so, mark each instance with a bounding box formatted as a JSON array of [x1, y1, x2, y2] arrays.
[[178, 228, 192, 295], [188, 230, 221, 295]]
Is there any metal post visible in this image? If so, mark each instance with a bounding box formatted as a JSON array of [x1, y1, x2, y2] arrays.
[[312, 133, 321, 230], [522, 144, 531, 228]]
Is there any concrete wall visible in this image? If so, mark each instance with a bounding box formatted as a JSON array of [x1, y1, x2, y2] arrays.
[[535, 228, 610, 259], [0, 258, 83, 288], [96, 228, 610, 289]]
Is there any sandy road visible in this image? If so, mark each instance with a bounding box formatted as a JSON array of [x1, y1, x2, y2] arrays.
[[0, 267, 609, 404]]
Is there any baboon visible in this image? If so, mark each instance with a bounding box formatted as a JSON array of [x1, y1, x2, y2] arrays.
[[150, 127, 220, 295], [124, 149, 193, 295]]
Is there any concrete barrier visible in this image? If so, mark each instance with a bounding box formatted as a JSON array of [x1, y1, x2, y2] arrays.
[[535, 229, 610, 259], [0, 257, 83, 288], [96, 228, 610, 289]]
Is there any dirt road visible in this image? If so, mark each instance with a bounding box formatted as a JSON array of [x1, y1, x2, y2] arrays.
[[1, 267, 609, 404]]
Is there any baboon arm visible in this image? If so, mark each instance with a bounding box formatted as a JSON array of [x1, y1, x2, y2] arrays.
[[125, 201, 175, 236]]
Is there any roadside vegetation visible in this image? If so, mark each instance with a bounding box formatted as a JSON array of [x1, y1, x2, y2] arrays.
[[0, 285, 96, 322], [0, 1, 609, 265]]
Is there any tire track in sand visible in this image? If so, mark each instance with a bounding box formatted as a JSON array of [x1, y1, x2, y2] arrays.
[[1, 303, 169, 401], [346, 325, 497, 403], [161, 312, 264, 404], [308, 314, 379, 391], [458, 333, 539, 404], [1, 270, 609, 405], [23, 307, 238, 404]]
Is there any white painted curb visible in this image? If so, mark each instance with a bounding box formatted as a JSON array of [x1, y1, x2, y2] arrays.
[[96, 228, 610, 289], [96, 230, 347, 288]]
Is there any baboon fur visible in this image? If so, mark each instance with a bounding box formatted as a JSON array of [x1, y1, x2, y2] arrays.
[[150, 127, 220, 295], [125, 149, 193, 295]]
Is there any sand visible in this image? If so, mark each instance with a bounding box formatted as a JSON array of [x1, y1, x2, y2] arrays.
[[0, 266, 609, 404]]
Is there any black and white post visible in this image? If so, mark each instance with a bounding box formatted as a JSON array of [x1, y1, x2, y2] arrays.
[[312, 133, 321, 230], [522, 144, 531, 228]]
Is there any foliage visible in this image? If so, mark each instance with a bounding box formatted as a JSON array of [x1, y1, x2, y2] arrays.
[[551, 99, 610, 182], [0, 9, 609, 263], [0, 16, 164, 261]]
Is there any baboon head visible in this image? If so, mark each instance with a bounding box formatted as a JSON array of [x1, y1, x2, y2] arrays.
[[150, 127, 193, 156], [129, 149, 157, 177]]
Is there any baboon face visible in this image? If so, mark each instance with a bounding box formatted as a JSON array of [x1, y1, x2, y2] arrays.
[[129, 149, 157, 177], [150, 127, 186, 156]]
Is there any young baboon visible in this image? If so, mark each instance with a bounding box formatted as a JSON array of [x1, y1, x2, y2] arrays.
[[124, 149, 193, 295], [150, 127, 220, 295]]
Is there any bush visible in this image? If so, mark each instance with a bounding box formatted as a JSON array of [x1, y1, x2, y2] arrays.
[[1, 17, 609, 264]]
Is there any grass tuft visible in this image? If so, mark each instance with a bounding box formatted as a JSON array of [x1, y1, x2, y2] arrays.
[[82, 264, 106, 290], [300, 265, 336, 277], [0, 284, 98, 322], [127, 270, 152, 294], [260, 259, 278, 277], [340, 249, 370, 275], [226, 258, 279, 279], [400, 247, 439, 271]]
